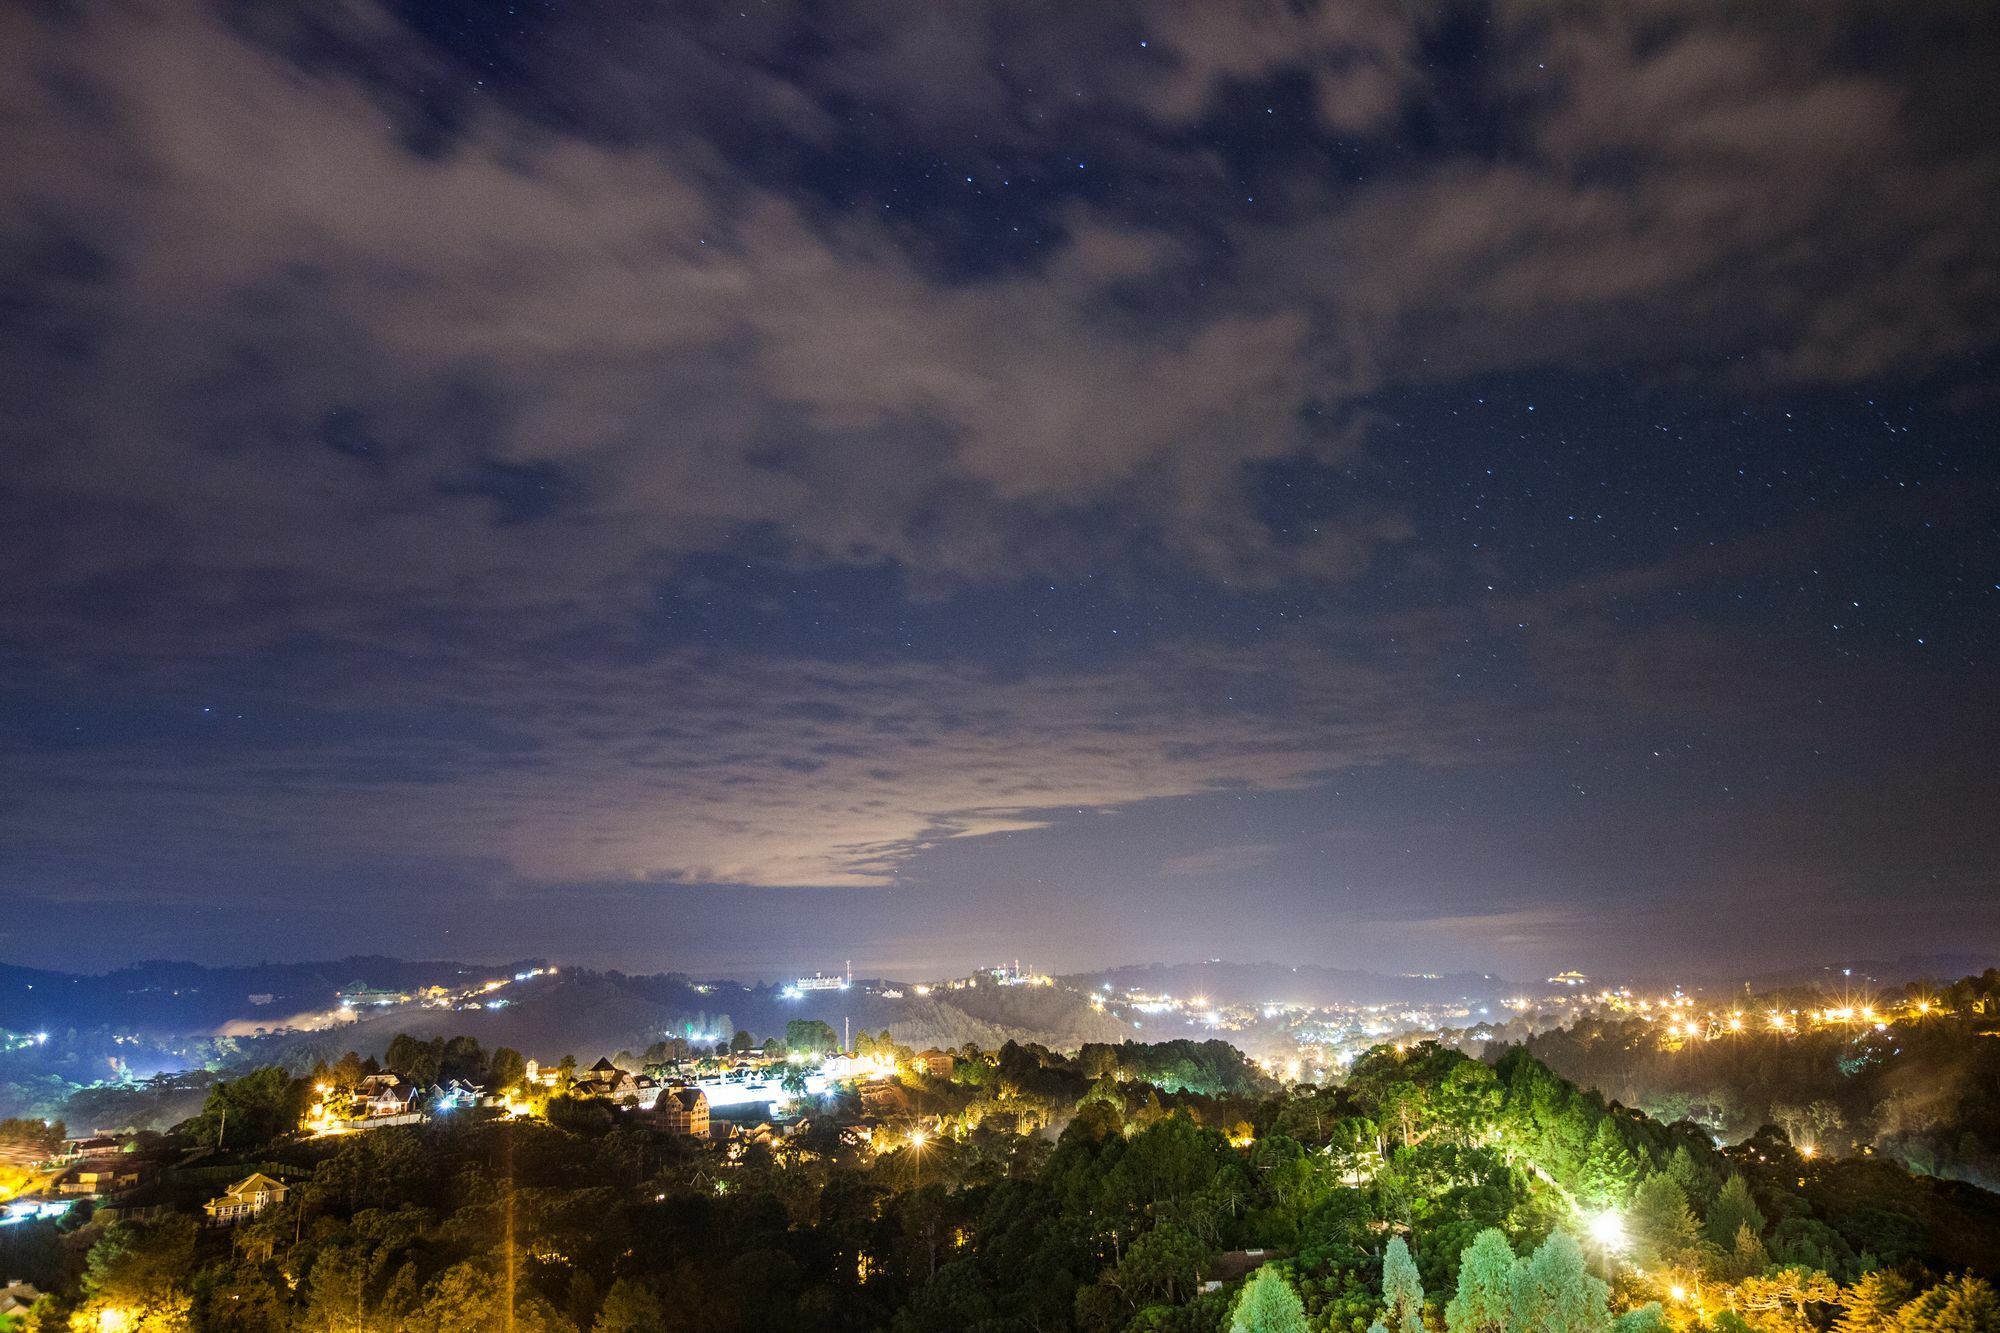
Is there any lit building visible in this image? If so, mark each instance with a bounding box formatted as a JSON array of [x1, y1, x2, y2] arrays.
[[659, 1088, 710, 1137], [203, 1173, 288, 1225]]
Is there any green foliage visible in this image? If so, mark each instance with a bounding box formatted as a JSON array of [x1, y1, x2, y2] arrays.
[[1233, 1265, 1310, 1333], [489, 1046, 528, 1091], [1609, 1303, 1667, 1333], [1838, 1271, 1916, 1333], [1508, 1231, 1609, 1333], [1446, 1229, 1516, 1333], [16, 1031, 2000, 1333], [1382, 1235, 1426, 1333], [1708, 1175, 1767, 1249], [1627, 1174, 1705, 1271], [1118, 1223, 1210, 1306], [69, 1216, 199, 1331], [785, 1019, 839, 1056], [0, 1118, 63, 1153], [183, 1065, 303, 1149], [1579, 1119, 1642, 1208], [1886, 1275, 1999, 1333]]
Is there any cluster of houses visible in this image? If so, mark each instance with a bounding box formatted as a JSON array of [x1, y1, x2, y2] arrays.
[[4, 1133, 289, 1237], [305, 1072, 491, 1133], [0, 1041, 970, 1255]]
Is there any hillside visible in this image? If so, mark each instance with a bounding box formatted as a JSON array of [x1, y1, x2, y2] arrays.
[[1521, 967, 2000, 1190]]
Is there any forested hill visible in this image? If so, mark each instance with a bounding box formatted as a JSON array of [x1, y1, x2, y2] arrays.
[[265, 969, 1138, 1071], [9, 1034, 1997, 1330], [1519, 968, 2000, 1191]]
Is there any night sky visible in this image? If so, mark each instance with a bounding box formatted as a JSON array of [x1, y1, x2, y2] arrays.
[[3, 1, 1997, 981]]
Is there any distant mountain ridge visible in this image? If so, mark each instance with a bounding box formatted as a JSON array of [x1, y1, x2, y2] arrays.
[[0, 956, 547, 1035]]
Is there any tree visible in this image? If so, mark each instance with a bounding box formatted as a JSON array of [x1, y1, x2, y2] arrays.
[[489, 1046, 527, 1092], [1708, 1176, 1766, 1250], [1509, 1231, 1610, 1333], [1446, 1230, 1517, 1333], [1837, 1271, 1915, 1333], [1734, 1266, 1840, 1333], [415, 1261, 573, 1333], [1611, 1305, 1668, 1333], [385, 1033, 443, 1085], [1724, 1223, 1772, 1282], [1232, 1266, 1309, 1333], [438, 1035, 485, 1082], [68, 1217, 199, 1333], [731, 1030, 754, 1054], [786, 1020, 839, 1056], [593, 1277, 666, 1333], [1383, 1235, 1426, 1333], [1628, 1174, 1704, 1271], [185, 1066, 301, 1148], [1117, 1224, 1208, 1306], [1580, 1119, 1641, 1207], [1887, 1275, 1999, 1333]]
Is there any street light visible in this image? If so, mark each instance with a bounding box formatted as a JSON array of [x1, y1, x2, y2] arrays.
[[1587, 1209, 1627, 1252]]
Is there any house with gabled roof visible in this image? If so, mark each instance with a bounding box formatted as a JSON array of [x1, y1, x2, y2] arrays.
[[658, 1087, 709, 1137], [203, 1172, 288, 1225]]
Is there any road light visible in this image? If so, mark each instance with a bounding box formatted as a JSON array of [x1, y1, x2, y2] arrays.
[[1587, 1209, 1627, 1252]]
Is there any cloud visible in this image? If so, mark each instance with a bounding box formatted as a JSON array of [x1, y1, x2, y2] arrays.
[[1, 0, 1995, 937], [0, 626, 1499, 894], [1159, 843, 1281, 878]]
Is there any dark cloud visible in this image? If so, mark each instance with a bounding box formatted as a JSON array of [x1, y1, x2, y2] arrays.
[[1, 0, 1996, 972]]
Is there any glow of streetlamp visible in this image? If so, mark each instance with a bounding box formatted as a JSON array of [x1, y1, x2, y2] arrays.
[[1587, 1210, 1627, 1252]]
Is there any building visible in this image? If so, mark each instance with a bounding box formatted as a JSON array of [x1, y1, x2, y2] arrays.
[[62, 1135, 123, 1161], [357, 1073, 419, 1118], [915, 1048, 955, 1079], [426, 1079, 487, 1113], [572, 1058, 651, 1105], [659, 1088, 710, 1137], [58, 1163, 140, 1197], [203, 1173, 288, 1225], [336, 983, 409, 1009], [1, 1280, 45, 1324]]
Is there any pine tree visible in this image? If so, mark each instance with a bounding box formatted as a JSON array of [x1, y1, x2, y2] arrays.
[[1580, 1119, 1641, 1207], [1384, 1235, 1427, 1333], [1445, 1229, 1516, 1333], [1611, 1305, 1668, 1333], [1836, 1271, 1914, 1333], [1628, 1174, 1703, 1270], [1664, 1145, 1718, 1210], [1725, 1222, 1771, 1282], [1232, 1266, 1310, 1333], [1706, 1176, 1767, 1250], [1510, 1231, 1611, 1333], [1890, 1275, 2000, 1333]]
